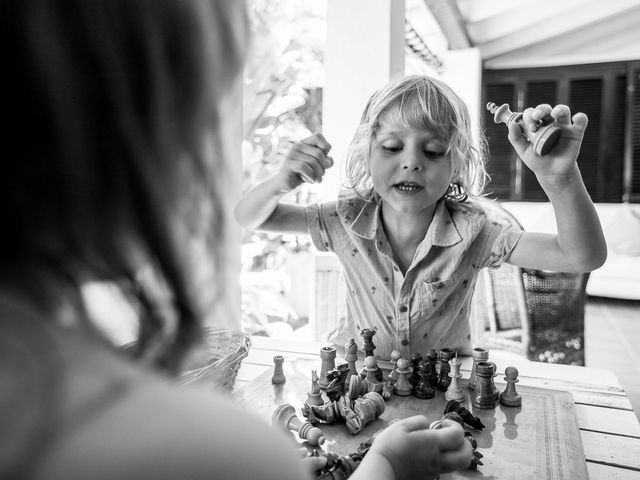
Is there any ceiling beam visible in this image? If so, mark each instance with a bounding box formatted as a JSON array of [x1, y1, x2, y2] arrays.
[[422, 0, 471, 49], [478, 0, 640, 60]]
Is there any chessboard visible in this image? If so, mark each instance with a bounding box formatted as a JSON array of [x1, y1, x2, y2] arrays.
[[233, 355, 589, 480]]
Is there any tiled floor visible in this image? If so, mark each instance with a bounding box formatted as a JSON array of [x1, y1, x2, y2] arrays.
[[584, 296, 640, 421]]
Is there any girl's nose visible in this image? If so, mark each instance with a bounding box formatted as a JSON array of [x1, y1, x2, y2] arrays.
[[402, 156, 422, 172]]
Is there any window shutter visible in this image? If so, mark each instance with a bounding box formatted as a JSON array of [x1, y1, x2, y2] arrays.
[[569, 78, 603, 199], [524, 81, 557, 201], [630, 66, 640, 201], [484, 83, 516, 199]]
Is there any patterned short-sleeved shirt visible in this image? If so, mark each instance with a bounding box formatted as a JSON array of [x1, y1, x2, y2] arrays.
[[305, 194, 523, 360]]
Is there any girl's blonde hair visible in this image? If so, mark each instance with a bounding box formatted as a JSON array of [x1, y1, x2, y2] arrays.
[[344, 75, 488, 200]]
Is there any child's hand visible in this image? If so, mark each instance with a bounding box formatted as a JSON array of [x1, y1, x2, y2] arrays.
[[366, 415, 472, 479], [275, 133, 333, 193], [508, 104, 588, 184]]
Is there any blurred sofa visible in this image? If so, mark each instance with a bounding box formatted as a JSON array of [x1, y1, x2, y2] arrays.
[[502, 202, 640, 301]]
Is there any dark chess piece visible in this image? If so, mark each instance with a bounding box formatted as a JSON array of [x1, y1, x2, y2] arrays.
[[413, 359, 435, 399], [272, 404, 325, 446], [360, 328, 376, 358], [394, 358, 412, 396], [499, 366, 522, 407], [469, 347, 489, 390], [472, 361, 498, 409], [486, 101, 562, 156], [437, 348, 455, 391], [345, 338, 359, 384], [326, 363, 351, 402], [444, 399, 485, 430], [409, 352, 423, 386], [319, 345, 337, 389], [430, 413, 483, 470], [271, 355, 286, 384], [306, 370, 324, 407], [425, 349, 439, 386]]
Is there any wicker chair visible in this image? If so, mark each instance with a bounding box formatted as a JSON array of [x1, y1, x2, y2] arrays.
[[470, 200, 589, 366]]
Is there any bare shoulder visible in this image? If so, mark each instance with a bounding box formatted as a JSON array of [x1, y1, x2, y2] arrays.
[[39, 380, 309, 480]]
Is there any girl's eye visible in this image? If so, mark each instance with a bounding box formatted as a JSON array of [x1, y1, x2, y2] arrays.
[[382, 144, 402, 153], [424, 149, 445, 159]]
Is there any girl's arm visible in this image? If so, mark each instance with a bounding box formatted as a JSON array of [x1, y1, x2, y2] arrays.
[[505, 104, 607, 273], [234, 133, 333, 234]]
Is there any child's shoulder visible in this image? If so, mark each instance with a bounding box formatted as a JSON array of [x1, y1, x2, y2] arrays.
[[446, 197, 487, 219]]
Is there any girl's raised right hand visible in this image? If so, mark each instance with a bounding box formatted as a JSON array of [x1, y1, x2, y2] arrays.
[[275, 133, 333, 193]]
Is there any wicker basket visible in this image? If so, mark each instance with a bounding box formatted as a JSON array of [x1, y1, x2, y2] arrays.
[[178, 329, 251, 392]]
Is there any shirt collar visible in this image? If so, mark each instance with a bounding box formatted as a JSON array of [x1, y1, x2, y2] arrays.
[[339, 194, 477, 248]]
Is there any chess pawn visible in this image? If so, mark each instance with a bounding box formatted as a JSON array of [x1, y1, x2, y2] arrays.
[[469, 347, 489, 390], [426, 349, 439, 386], [272, 404, 326, 446], [499, 366, 522, 407], [472, 361, 498, 409], [363, 356, 383, 394], [271, 355, 286, 384], [344, 337, 359, 384], [319, 345, 336, 389], [409, 352, 423, 386], [388, 349, 401, 384], [437, 348, 455, 391], [306, 369, 324, 407], [394, 358, 413, 396], [486, 101, 562, 156], [413, 359, 435, 399], [445, 356, 465, 402]]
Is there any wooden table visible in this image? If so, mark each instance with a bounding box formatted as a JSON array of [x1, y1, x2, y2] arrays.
[[233, 336, 640, 479]]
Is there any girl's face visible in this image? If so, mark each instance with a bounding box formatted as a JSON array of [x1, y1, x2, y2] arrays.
[[368, 114, 454, 217]]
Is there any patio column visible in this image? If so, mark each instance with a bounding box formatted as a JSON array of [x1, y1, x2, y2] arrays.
[[321, 0, 406, 201]]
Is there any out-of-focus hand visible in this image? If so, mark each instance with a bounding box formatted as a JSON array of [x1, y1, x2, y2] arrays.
[[274, 133, 333, 193], [296, 447, 327, 477], [365, 416, 473, 479]]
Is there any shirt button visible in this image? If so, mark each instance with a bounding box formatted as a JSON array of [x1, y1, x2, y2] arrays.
[[401, 338, 409, 346], [399, 305, 408, 313], [393, 265, 399, 271]]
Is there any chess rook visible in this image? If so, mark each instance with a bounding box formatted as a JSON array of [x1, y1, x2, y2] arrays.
[[319, 345, 337, 389], [472, 361, 499, 409], [271, 355, 286, 384], [469, 347, 489, 390], [486, 101, 562, 156]]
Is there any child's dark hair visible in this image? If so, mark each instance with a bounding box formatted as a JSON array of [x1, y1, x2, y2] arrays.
[[2, 0, 247, 373]]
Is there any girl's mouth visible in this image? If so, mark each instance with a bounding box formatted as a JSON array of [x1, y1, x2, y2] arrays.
[[393, 181, 423, 193]]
